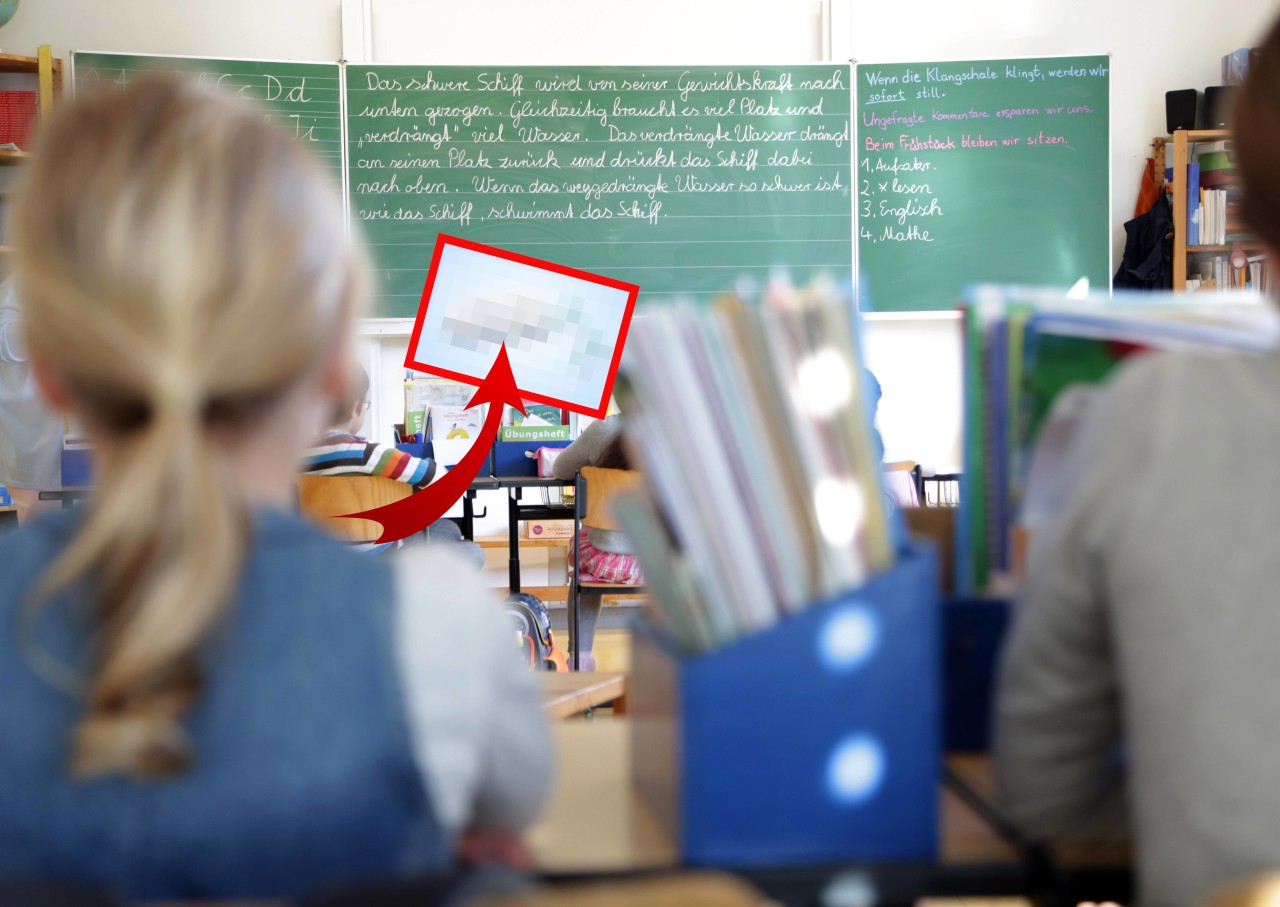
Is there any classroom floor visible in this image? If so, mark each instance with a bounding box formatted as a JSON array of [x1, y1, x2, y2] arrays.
[[549, 607, 634, 673]]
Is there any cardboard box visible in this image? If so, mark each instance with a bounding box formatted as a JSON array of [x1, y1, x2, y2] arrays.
[[525, 520, 574, 540]]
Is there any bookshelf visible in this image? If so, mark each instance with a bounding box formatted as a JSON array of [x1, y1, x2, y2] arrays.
[[0, 47, 61, 257], [1155, 128, 1266, 292]]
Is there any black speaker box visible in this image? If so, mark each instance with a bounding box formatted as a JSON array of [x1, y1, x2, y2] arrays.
[[1165, 88, 1200, 133], [1203, 85, 1238, 129]]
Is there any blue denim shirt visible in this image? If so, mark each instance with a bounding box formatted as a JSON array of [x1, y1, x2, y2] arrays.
[[0, 508, 445, 900]]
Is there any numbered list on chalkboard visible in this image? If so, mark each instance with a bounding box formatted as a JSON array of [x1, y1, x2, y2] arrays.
[[855, 56, 1110, 312]]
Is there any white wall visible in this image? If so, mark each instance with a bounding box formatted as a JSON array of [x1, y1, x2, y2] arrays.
[[863, 315, 964, 471], [0, 1, 340, 62], [367, 0, 832, 64], [7, 0, 1276, 476]]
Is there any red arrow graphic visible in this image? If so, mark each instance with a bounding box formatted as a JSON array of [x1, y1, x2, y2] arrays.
[[339, 345, 527, 545]]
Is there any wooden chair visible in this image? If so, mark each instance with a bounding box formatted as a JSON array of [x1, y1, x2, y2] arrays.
[[922, 471, 962, 507], [569, 467, 646, 670], [296, 475, 414, 544], [883, 459, 923, 508]]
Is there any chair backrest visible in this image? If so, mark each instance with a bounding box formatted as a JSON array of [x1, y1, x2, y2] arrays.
[[883, 460, 921, 508], [578, 467, 642, 532], [922, 472, 961, 507], [296, 475, 414, 542]]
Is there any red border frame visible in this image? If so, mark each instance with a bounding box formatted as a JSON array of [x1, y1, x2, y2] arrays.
[[404, 234, 639, 419]]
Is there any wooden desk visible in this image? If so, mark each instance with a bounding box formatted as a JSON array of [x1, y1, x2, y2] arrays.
[[530, 719, 1021, 876], [944, 755, 1130, 871], [540, 672, 628, 719], [466, 476, 573, 593], [530, 719, 677, 874]]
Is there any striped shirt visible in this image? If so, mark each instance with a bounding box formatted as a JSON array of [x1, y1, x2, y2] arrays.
[[302, 430, 435, 486]]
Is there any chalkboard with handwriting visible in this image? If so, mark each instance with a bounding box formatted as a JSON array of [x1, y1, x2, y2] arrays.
[[855, 56, 1109, 312], [346, 65, 852, 318], [70, 52, 343, 185]]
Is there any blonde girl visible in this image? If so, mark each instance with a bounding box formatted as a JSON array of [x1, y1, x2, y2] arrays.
[[0, 76, 548, 899]]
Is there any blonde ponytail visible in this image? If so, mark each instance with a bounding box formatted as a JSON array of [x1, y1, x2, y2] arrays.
[[12, 76, 366, 778]]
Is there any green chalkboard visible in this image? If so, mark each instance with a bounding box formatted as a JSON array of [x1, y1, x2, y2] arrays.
[[855, 56, 1109, 312], [346, 65, 852, 318], [70, 52, 343, 185]]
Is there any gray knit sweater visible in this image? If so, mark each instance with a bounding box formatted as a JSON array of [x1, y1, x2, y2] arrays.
[[552, 416, 632, 554], [996, 349, 1280, 907]]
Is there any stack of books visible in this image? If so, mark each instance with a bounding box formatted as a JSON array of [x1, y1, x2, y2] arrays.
[[612, 279, 893, 654], [959, 284, 1278, 594], [0, 91, 37, 150], [402, 375, 484, 443], [1184, 145, 1270, 294], [1186, 251, 1270, 295]]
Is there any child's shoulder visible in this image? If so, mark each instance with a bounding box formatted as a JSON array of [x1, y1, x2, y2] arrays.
[[0, 509, 94, 613], [310, 429, 367, 449], [0, 507, 81, 558]]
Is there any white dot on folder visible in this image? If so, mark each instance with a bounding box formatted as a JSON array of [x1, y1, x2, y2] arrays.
[[794, 347, 853, 418], [819, 606, 879, 672], [814, 477, 864, 546], [827, 735, 886, 805]]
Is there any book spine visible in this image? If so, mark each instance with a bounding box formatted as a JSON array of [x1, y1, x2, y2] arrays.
[[1187, 162, 1201, 246]]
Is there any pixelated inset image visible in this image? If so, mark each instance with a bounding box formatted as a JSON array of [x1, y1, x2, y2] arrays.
[[412, 243, 631, 411]]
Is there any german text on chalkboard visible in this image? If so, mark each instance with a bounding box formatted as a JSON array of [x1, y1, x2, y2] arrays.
[[347, 65, 854, 318], [70, 52, 344, 185]]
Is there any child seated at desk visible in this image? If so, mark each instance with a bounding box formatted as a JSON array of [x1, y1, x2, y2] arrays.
[[301, 363, 482, 566], [0, 76, 549, 900], [995, 17, 1280, 906], [304, 363, 438, 486], [552, 415, 644, 671]]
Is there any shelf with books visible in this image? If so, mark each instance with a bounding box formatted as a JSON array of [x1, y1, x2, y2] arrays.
[[1188, 243, 1267, 253], [0, 52, 45, 75], [1155, 128, 1269, 293], [0, 46, 60, 155]]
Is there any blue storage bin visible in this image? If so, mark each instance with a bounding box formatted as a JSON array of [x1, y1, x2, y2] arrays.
[[631, 546, 940, 867], [943, 597, 1011, 752], [394, 441, 433, 460], [492, 439, 570, 477], [61, 449, 94, 487]]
